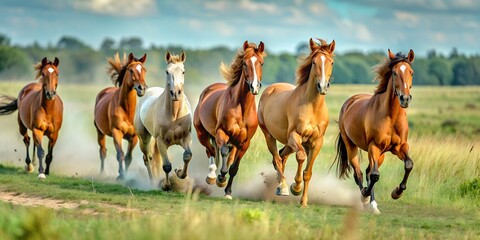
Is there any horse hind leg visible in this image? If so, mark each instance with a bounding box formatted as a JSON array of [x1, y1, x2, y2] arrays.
[[96, 127, 107, 175], [224, 145, 247, 199], [175, 134, 192, 179], [364, 154, 384, 214], [156, 138, 172, 191], [44, 133, 58, 175], [19, 121, 33, 173], [32, 129, 46, 179], [195, 124, 217, 184], [262, 128, 288, 196], [287, 131, 306, 196], [124, 135, 138, 172]]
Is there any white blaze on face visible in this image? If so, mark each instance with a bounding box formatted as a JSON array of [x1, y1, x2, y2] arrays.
[[320, 55, 326, 87], [250, 56, 259, 92], [400, 65, 407, 89], [136, 64, 142, 73], [48, 67, 54, 73]]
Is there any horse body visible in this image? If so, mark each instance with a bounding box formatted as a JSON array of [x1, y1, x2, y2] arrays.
[[194, 41, 265, 199], [134, 51, 193, 190], [335, 49, 415, 214], [94, 53, 147, 180], [0, 57, 63, 179], [258, 38, 335, 207]]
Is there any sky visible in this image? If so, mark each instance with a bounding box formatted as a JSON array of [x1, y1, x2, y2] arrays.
[[1, 0, 479, 56]]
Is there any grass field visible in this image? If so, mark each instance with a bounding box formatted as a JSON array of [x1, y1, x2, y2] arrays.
[[0, 81, 479, 239]]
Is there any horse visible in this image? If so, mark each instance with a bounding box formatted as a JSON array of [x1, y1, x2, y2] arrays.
[[0, 57, 63, 179], [134, 51, 192, 190], [94, 53, 147, 180], [193, 41, 266, 199], [334, 49, 415, 214], [258, 38, 335, 207]]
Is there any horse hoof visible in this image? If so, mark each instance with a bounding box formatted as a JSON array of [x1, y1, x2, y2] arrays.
[[391, 187, 403, 199], [276, 186, 289, 196], [175, 169, 186, 179], [216, 178, 227, 188], [25, 164, 34, 173], [38, 173, 46, 180], [290, 183, 302, 196], [161, 183, 171, 191], [224, 194, 233, 200], [206, 176, 216, 185]]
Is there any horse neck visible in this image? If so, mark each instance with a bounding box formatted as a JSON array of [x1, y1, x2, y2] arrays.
[[375, 75, 403, 118], [164, 89, 184, 120], [297, 72, 325, 107], [229, 74, 255, 115], [118, 79, 137, 120]]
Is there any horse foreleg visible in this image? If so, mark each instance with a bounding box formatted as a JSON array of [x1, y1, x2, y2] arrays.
[[112, 129, 125, 180], [260, 127, 288, 196], [287, 131, 306, 196], [392, 144, 413, 199], [156, 138, 172, 191], [45, 133, 58, 175], [279, 146, 294, 174], [176, 134, 192, 179], [299, 141, 323, 208], [138, 133, 154, 181], [125, 136, 138, 172], [215, 129, 230, 187], [224, 144, 248, 199], [32, 129, 46, 179], [363, 144, 381, 198]]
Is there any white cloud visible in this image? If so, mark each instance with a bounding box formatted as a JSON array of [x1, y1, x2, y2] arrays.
[[239, 0, 279, 14], [394, 11, 420, 26], [73, 0, 156, 17]]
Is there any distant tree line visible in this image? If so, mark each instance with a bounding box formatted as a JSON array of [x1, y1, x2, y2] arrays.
[[0, 33, 479, 86]]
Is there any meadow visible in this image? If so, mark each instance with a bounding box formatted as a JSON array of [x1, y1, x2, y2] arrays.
[[0, 81, 479, 239]]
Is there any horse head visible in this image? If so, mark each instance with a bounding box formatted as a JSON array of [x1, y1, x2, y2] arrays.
[[242, 41, 265, 95], [39, 57, 60, 100], [309, 38, 335, 95], [388, 49, 415, 108], [126, 53, 147, 97], [165, 51, 186, 101]]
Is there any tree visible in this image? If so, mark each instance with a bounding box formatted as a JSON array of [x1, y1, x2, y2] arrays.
[[452, 60, 476, 85], [428, 58, 452, 85], [0, 33, 10, 46], [100, 37, 115, 52], [57, 36, 91, 50], [119, 37, 143, 50]]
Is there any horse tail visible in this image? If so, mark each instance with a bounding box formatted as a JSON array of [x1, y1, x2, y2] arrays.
[[334, 133, 351, 179], [0, 95, 18, 115]]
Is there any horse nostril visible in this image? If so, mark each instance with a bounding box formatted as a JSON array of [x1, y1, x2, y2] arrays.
[[326, 82, 330, 88], [178, 90, 181, 95], [409, 95, 413, 101], [317, 83, 321, 89], [400, 95, 404, 101], [170, 90, 174, 96]]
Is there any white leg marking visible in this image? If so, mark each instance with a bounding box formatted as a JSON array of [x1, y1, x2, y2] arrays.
[[370, 200, 381, 214], [208, 157, 217, 179]]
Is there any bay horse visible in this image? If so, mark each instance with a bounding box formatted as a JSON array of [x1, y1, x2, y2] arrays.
[[94, 53, 147, 180], [334, 49, 415, 214], [193, 41, 266, 199], [258, 38, 335, 207], [134, 51, 192, 190], [0, 57, 63, 179]]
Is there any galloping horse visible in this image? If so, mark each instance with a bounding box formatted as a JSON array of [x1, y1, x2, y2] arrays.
[[134, 51, 192, 190], [0, 57, 63, 179], [94, 53, 147, 180], [258, 38, 335, 207], [194, 41, 266, 199], [335, 49, 415, 214]]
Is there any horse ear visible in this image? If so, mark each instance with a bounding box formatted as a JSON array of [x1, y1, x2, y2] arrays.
[[407, 49, 415, 63], [388, 49, 395, 60], [243, 41, 249, 51], [258, 41, 265, 53], [53, 57, 59, 67], [328, 40, 335, 53], [139, 53, 147, 63], [165, 51, 171, 62], [181, 51, 186, 62], [309, 38, 317, 51], [128, 53, 134, 62], [41, 57, 48, 66]]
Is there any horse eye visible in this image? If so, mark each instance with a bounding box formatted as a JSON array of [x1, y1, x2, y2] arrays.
[[165, 71, 168, 75], [331, 62, 334, 66], [183, 71, 185, 75]]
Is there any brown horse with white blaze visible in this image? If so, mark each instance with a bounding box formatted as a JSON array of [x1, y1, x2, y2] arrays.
[[258, 38, 335, 207], [194, 41, 266, 199], [94, 53, 147, 180], [0, 57, 63, 179], [335, 49, 415, 214]]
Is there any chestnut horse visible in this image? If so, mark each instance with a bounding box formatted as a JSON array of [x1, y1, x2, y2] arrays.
[[258, 38, 335, 207], [94, 53, 147, 180], [134, 51, 192, 190], [0, 57, 63, 179], [194, 41, 265, 199], [335, 49, 415, 214]]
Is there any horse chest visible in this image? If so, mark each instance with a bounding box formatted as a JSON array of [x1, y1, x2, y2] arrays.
[[161, 124, 189, 145]]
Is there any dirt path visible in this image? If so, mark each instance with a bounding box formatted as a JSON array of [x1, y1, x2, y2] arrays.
[[0, 190, 140, 215]]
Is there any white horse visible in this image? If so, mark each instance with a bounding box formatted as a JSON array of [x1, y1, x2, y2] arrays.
[[134, 51, 192, 190]]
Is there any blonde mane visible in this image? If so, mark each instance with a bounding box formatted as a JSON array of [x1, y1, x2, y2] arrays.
[[107, 53, 129, 87], [220, 43, 266, 86]]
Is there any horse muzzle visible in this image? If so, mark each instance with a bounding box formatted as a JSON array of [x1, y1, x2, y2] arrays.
[[170, 89, 182, 101], [134, 84, 147, 97], [317, 82, 330, 95], [399, 94, 412, 108], [45, 90, 56, 100], [248, 82, 262, 95]]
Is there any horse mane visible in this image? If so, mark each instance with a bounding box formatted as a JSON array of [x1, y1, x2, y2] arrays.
[[34, 60, 54, 80], [373, 52, 410, 94], [296, 39, 334, 86], [220, 43, 266, 86], [167, 53, 183, 64], [107, 53, 128, 87]]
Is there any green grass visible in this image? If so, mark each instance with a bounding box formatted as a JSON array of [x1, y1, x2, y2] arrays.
[[0, 82, 479, 239]]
